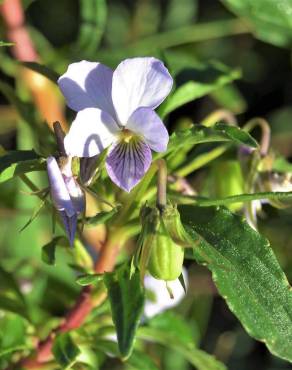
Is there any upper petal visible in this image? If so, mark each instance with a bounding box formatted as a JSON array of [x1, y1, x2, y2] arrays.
[[126, 107, 169, 152], [47, 156, 75, 217], [58, 60, 116, 117], [64, 108, 120, 157], [105, 139, 152, 192], [112, 57, 173, 124]]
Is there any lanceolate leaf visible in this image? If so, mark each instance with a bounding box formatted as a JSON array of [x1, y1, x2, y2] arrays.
[[22, 61, 60, 84], [84, 207, 119, 226], [214, 122, 258, 147], [104, 265, 145, 359], [164, 124, 257, 158], [76, 0, 107, 56], [180, 205, 292, 362], [0, 150, 45, 183], [41, 236, 67, 265], [221, 0, 292, 48], [76, 273, 104, 286], [20, 197, 47, 232]]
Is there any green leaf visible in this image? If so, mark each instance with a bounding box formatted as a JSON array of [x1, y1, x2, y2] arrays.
[[52, 332, 80, 369], [149, 312, 194, 348], [22, 61, 60, 83], [0, 150, 45, 183], [41, 236, 67, 265], [20, 197, 46, 232], [84, 207, 119, 226], [0, 345, 27, 358], [127, 350, 160, 370], [76, 273, 104, 286], [0, 80, 36, 124], [272, 156, 292, 173], [214, 123, 258, 148], [76, 0, 107, 56], [210, 83, 247, 114], [138, 326, 226, 370], [0, 266, 28, 319], [164, 124, 257, 158], [104, 265, 145, 359], [221, 0, 292, 48], [180, 204, 292, 362], [0, 41, 14, 47], [159, 62, 241, 117], [94, 340, 159, 370]]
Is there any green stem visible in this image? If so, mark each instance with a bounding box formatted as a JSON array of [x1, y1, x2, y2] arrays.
[[156, 159, 167, 211], [176, 144, 229, 177]]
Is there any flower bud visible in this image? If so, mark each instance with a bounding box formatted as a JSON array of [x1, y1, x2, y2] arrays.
[[47, 156, 85, 245], [139, 203, 188, 281]]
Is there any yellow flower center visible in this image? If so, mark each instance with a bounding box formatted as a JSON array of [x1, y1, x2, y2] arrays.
[[119, 129, 135, 143]]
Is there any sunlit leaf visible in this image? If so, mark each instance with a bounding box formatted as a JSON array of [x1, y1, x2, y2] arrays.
[[181, 205, 292, 362], [221, 0, 292, 48], [163, 124, 257, 159], [76, 273, 103, 286], [0, 150, 45, 183]]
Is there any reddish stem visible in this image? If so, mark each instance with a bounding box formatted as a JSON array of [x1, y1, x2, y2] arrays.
[[17, 233, 120, 369]]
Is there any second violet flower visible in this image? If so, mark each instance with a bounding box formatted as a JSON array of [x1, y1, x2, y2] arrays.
[[58, 57, 173, 192]]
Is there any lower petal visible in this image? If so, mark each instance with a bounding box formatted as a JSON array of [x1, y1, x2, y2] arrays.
[[105, 139, 152, 192]]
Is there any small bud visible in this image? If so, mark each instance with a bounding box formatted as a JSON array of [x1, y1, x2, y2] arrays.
[[47, 156, 85, 245], [138, 203, 189, 282]]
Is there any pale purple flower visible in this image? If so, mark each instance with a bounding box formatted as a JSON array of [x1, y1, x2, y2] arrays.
[[58, 57, 173, 192], [47, 156, 85, 245]]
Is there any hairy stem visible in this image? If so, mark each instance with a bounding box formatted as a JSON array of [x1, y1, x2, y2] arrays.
[[156, 159, 167, 211]]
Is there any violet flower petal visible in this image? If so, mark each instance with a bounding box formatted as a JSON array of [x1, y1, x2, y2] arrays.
[[59, 211, 77, 246], [126, 107, 169, 152], [47, 156, 75, 217], [105, 139, 152, 192], [112, 57, 173, 124], [64, 107, 120, 157], [63, 176, 85, 214], [58, 60, 116, 118]]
